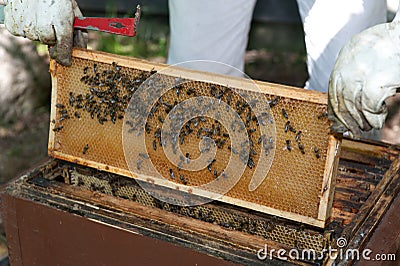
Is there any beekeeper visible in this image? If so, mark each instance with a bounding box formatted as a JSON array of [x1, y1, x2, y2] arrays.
[[2, 0, 398, 136]]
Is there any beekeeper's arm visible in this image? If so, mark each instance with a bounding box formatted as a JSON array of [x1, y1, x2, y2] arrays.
[[328, 5, 400, 137], [2, 0, 86, 66]]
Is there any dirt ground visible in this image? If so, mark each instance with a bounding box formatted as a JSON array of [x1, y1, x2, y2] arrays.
[[0, 112, 50, 184]]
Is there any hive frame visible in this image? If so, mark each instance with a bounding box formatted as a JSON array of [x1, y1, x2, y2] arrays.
[[49, 48, 341, 228]]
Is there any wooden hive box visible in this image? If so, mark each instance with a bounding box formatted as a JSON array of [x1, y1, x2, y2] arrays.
[[48, 48, 341, 228], [2, 138, 400, 265]]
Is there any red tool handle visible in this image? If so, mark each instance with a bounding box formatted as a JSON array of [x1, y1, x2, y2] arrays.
[[74, 17, 137, 37]]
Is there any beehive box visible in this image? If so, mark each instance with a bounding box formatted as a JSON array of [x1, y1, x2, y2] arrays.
[[48, 48, 341, 228], [4, 138, 399, 265]]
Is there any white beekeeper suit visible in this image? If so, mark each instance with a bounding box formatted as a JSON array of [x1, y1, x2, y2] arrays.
[[167, 0, 257, 78], [167, 0, 386, 93]]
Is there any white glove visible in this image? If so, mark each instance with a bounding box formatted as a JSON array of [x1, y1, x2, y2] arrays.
[[328, 17, 400, 136], [3, 0, 86, 66]]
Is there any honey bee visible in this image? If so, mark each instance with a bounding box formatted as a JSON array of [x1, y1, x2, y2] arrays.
[[112, 62, 121, 72], [285, 140, 293, 151], [284, 121, 290, 133], [153, 140, 157, 151], [179, 174, 187, 185], [193, 118, 200, 128], [226, 90, 233, 106], [69, 92, 75, 106], [268, 96, 280, 108], [295, 131, 302, 142], [228, 146, 238, 154], [196, 129, 202, 139], [314, 147, 320, 159], [258, 134, 266, 144], [318, 111, 328, 119], [187, 88, 195, 95], [153, 127, 161, 137], [83, 144, 89, 154], [139, 153, 149, 159], [53, 125, 63, 132], [145, 123, 151, 134], [175, 84, 183, 96], [298, 143, 305, 154], [247, 157, 255, 169], [248, 128, 256, 134], [246, 113, 251, 127], [282, 108, 289, 119]]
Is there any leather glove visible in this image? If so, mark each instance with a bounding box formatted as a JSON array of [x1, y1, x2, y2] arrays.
[[328, 18, 400, 137], [3, 0, 87, 66]]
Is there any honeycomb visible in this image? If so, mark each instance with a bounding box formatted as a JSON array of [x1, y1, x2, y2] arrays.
[[67, 167, 327, 255], [49, 49, 340, 227]]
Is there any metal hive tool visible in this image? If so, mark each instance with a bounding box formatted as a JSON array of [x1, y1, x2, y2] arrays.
[[49, 48, 341, 228]]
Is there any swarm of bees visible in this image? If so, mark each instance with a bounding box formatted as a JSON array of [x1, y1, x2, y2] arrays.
[[78, 62, 154, 125], [53, 62, 156, 154], [54, 61, 326, 184], [53, 62, 154, 130], [124, 75, 281, 186]]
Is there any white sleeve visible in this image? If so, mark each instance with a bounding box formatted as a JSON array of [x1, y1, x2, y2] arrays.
[[167, 0, 257, 77], [296, 0, 387, 92]]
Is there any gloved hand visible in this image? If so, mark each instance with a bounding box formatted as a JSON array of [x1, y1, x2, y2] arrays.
[[328, 17, 400, 137], [3, 0, 87, 66]]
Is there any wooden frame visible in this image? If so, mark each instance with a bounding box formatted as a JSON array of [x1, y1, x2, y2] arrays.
[[48, 48, 341, 228]]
